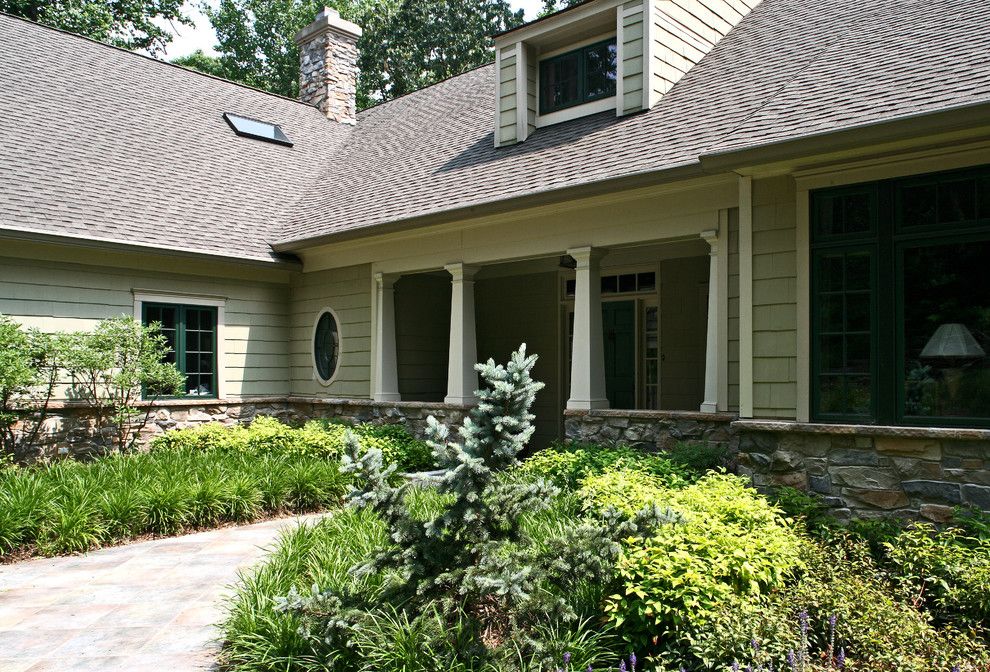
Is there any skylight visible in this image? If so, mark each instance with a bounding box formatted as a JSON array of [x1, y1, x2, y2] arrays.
[[222, 112, 293, 146]]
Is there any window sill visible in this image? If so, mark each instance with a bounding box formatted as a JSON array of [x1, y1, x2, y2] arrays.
[[731, 419, 990, 441]]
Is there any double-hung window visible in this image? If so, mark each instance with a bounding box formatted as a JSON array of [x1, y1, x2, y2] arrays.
[[539, 38, 617, 115], [141, 302, 219, 398], [810, 165, 990, 427]]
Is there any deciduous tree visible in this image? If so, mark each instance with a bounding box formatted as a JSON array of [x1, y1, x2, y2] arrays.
[[0, 0, 190, 54]]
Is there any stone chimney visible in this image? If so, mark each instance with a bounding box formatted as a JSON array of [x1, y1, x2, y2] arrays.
[[295, 7, 362, 125]]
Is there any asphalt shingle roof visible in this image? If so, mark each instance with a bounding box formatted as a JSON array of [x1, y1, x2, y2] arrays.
[[0, 13, 350, 263], [277, 0, 990, 247], [2, 0, 989, 261]]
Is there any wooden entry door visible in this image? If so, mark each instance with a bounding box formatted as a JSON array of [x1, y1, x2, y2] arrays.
[[603, 300, 636, 409]]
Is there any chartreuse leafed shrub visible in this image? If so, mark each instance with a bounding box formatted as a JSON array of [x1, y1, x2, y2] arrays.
[[151, 416, 433, 472], [518, 442, 690, 489], [589, 472, 805, 661]]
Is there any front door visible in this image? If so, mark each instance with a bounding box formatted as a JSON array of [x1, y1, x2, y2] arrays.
[[603, 300, 636, 409]]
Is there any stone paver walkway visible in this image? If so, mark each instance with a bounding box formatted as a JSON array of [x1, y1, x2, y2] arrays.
[[0, 514, 326, 672]]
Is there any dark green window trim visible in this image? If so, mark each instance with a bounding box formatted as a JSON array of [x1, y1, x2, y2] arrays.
[[810, 164, 990, 428], [539, 38, 617, 115], [141, 302, 219, 400]]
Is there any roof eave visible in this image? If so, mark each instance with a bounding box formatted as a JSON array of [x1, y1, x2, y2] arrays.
[[699, 101, 990, 173], [0, 225, 302, 270], [271, 162, 707, 252]]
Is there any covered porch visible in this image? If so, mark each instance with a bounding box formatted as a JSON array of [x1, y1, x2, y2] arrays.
[[370, 222, 737, 448]]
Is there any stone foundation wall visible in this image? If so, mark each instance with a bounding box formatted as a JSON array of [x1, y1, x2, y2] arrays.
[[12, 397, 470, 461], [563, 409, 739, 452], [734, 420, 990, 520]]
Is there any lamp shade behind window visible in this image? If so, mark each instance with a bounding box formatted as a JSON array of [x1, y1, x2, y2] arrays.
[[920, 323, 986, 360]]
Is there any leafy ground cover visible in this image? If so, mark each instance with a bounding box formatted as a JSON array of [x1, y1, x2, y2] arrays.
[[0, 418, 429, 559], [224, 394, 990, 672]]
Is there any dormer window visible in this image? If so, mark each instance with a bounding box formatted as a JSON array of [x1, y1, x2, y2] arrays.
[[539, 38, 617, 115]]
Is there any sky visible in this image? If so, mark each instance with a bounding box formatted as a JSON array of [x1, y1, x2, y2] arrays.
[[154, 1, 546, 59]]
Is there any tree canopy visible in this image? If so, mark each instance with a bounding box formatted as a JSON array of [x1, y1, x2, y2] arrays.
[[199, 0, 525, 110], [0, 0, 191, 54]]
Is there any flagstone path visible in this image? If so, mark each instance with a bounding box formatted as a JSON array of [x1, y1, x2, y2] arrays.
[[0, 514, 326, 672]]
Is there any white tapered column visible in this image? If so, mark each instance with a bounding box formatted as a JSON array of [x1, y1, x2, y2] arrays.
[[567, 246, 609, 410], [373, 272, 401, 401], [700, 229, 720, 413], [444, 263, 479, 405]]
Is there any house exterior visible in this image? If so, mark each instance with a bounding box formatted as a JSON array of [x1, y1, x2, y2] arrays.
[[1, 0, 989, 520]]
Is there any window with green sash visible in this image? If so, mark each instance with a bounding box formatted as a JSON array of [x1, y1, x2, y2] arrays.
[[539, 38, 617, 115], [141, 303, 218, 398], [810, 165, 990, 427]]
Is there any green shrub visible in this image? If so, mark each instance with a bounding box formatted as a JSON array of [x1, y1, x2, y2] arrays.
[[885, 524, 990, 630], [150, 417, 431, 472], [599, 473, 805, 656], [518, 442, 690, 489], [665, 440, 729, 475]]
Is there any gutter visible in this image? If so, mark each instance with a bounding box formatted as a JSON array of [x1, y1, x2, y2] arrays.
[[699, 101, 990, 173], [272, 161, 706, 252], [0, 225, 302, 270]]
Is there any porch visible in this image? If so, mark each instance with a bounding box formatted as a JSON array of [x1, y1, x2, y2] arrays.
[[370, 230, 736, 448]]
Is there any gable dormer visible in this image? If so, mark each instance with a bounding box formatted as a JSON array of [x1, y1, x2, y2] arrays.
[[493, 0, 762, 147]]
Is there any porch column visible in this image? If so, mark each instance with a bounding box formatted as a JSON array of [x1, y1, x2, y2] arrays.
[[700, 229, 720, 413], [567, 246, 609, 410], [444, 263, 479, 405], [373, 272, 401, 401]]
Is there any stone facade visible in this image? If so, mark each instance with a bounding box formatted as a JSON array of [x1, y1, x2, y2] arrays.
[[14, 397, 470, 461], [295, 7, 362, 125], [734, 420, 990, 520], [564, 409, 739, 452]]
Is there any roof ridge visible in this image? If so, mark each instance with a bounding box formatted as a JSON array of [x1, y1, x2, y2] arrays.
[[358, 61, 495, 116], [0, 10, 319, 110]]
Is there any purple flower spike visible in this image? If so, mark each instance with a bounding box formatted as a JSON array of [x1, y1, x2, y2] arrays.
[[829, 613, 837, 630], [630, 653, 637, 670], [563, 653, 572, 665], [837, 647, 846, 670], [587, 667, 593, 672], [799, 609, 809, 635], [787, 649, 797, 672], [732, 662, 740, 672], [751, 638, 760, 653], [619, 661, 627, 672], [951, 666, 960, 672]]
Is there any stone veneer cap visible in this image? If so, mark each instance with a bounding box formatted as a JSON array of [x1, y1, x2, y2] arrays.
[[294, 7, 362, 45]]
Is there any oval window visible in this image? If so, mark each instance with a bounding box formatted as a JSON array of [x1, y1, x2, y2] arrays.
[[313, 310, 340, 383]]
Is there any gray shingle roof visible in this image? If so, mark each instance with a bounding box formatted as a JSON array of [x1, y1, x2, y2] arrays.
[[0, 13, 350, 263], [277, 0, 990, 248], [3, 0, 989, 260]]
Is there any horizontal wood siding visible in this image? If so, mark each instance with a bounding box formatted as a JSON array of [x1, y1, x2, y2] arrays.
[[751, 175, 797, 418], [649, 0, 759, 103], [0, 254, 290, 398], [621, 2, 646, 114], [498, 49, 518, 146], [476, 272, 560, 448], [727, 207, 740, 411], [289, 264, 371, 398], [394, 274, 450, 402]]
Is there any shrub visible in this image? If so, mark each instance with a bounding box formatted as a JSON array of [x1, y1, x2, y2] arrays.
[[518, 442, 690, 490], [151, 417, 432, 472], [0, 315, 65, 458], [64, 316, 184, 452], [599, 473, 806, 658], [885, 524, 990, 630], [284, 346, 647, 666], [665, 440, 730, 475]]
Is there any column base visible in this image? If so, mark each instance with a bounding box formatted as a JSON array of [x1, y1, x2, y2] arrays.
[[373, 393, 402, 402], [566, 398, 611, 411], [444, 394, 478, 406], [699, 401, 719, 413]]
